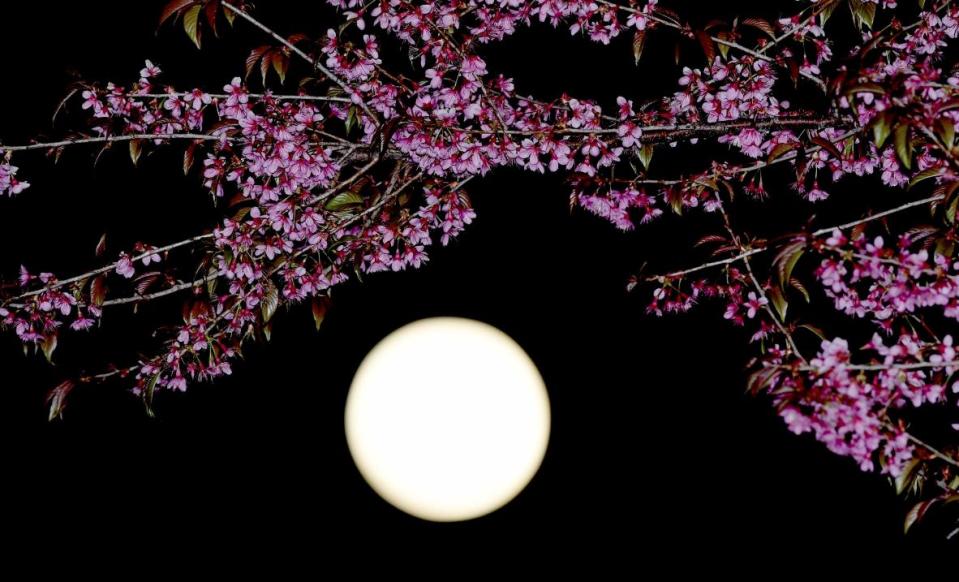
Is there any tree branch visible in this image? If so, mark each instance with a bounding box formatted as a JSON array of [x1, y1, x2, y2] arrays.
[[220, 1, 380, 123]]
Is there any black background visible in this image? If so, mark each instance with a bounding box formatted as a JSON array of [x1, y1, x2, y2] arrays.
[[0, 0, 955, 568]]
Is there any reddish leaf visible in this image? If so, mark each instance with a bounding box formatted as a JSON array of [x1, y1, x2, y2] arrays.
[[183, 142, 198, 175], [811, 136, 843, 160], [632, 30, 646, 65], [741, 17, 776, 39], [695, 29, 716, 64], [95, 233, 107, 257], [129, 139, 143, 166], [183, 4, 202, 49], [204, 0, 220, 36], [41, 333, 58, 364], [159, 0, 196, 27], [312, 296, 330, 331], [91, 275, 107, 307], [46, 380, 76, 422], [135, 272, 163, 296], [904, 498, 940, 534], [271, 51, 290, 85], [767, 142, 798, 163], [245, 46, 270, 81]]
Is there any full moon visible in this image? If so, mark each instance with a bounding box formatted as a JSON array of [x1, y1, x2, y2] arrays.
[[344, 317, 551, 522]]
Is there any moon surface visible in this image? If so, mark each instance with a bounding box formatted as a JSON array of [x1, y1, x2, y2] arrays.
[[344, 317, 551, 522]]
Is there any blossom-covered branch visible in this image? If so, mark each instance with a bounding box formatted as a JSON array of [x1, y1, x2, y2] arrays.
[[2, 0, 958, 536]]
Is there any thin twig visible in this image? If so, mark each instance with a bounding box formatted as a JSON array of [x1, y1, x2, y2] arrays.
[[1, 133, 228, 152], [220, 1, 380, 123]]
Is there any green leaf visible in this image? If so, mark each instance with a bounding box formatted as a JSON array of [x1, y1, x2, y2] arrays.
[[261, 281, 279, 323], [224, 3, 236, 26], [637, 144, 654, 170], [947, 193, 959, 225], [183, 4, 202, 49], [904, 498, 940, 534], [715, 32, 730, 59], [798, 323, 827, 341], [935, 237, 955, 258], [936, 117, 955, 149], [767, 142, 798, 163], [870, 112, 891, 148], [769, 285, 788, 320], [159, 0, 196, 27], [819, 0, 838, 27], [894, 124, 912, 170], [345, 106, 358, 134], [848, 0, 876, 29], [789, 277, 811, 303], [773, 240, 805, 286], [325, 191, 364, 212], [909, 167, 943, 190], [894, 458, 921, 495], [144, 371, 161, 418]]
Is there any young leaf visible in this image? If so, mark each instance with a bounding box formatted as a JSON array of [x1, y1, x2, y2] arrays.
[[811, 136, 843, 160], [183, 142, 198, 175], [271, 52, 289, 85], [159, 0, 196, 27], [904, 498, 940, 534], [261, 281, 279, 323], [129, 139, 143, 167], [774, 241, 805, 286], [632, 30, 646, 65], [91, 275, 107, 307], [204, 0, 220, 37], [741, 17, 776, 39], [768, 285, 788, 320], [870, 112, 891, 148], [246, 46, 270, 81], [144, 372, 161, 419], [934, 117, 956, 150], [638, 144, 654, 170], [695, 29, 716, 64], [767, 142, 798, 163], [312, 297, 330, 331], [894, 124, 912, 170], [325, 191, 364, 211], [95, 233, 107, 257], [908, 167, 943, 190], [46, 380, 76, 422], [41, 333, 58, 364], [183, 4, 202, 49]]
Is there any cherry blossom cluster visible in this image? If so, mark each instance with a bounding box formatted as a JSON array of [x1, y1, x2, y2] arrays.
[[0, 150, 29, 197], [815, 229, 959, 330]]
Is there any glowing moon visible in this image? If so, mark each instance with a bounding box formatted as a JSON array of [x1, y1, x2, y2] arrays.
[[344, 317, 551, 522]]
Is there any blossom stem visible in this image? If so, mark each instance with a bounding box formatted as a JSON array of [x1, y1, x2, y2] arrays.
[[652, 192, 946, 281], [0, 133, 227, 152], [594, 0, 826, 88]]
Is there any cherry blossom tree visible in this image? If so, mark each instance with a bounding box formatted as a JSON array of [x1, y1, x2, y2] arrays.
[[1, 0, 958, 537]]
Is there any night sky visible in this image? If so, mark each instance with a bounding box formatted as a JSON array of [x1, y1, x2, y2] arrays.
[[0, 0, 955, 566]]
